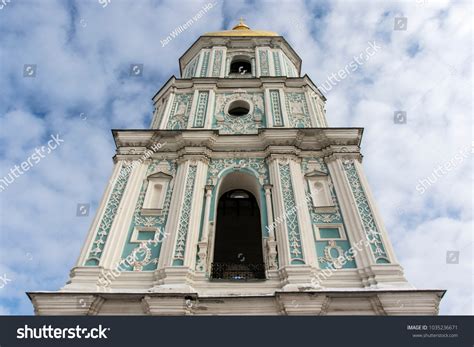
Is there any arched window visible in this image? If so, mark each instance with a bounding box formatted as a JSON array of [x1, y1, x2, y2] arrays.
[[211, 189, 265, 280], [229, 56, 252, 77]]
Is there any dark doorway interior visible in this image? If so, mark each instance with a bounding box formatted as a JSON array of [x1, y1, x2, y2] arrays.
[[211, 189, 265, 280]]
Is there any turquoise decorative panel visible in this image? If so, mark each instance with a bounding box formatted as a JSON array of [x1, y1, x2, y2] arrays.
[[342, 160, 390, 263], [199, 51, 210, 77], [172, 165, 198, 266], [316, 240, 357, 269], [211, 50, 223, 77], [166, 93, 193, 129], [85, 163, 132, 266], [120, 160, 177, 271], [259, 50, 270, 76], [319, 227, 341, 239], [272, 51, 282, 76], [193, 91, 209, 128], [278, 162, 305, 264], [213, 92, 266, 134], [301, 158, 356, 269], [285, 92, 311, 128], [184, 55, 198, 78], [269, 90, 284, 127]]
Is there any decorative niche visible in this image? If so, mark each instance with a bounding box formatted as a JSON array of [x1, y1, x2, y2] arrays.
[[141, 172, 173, 216], [305, 171, 337, 213]]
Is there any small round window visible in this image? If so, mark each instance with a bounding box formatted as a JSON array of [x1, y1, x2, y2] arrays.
[[228, 100, 250, 116]]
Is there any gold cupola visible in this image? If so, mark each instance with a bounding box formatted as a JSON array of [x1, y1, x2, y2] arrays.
[[204, 18, 278, 37]]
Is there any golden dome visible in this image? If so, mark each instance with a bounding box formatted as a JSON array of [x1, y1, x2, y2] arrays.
[[204, 18, 278, 37]]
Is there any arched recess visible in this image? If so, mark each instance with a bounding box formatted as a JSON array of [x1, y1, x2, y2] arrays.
[[208, 169, 267, 280]]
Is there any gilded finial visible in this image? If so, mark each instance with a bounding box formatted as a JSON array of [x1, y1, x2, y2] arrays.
[[232, 17, 250, 31]]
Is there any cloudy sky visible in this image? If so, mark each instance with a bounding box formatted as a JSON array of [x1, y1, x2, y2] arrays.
[[0, 0, 472, 315]]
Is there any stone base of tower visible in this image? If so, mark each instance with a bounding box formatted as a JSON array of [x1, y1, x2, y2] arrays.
[[28, 289, 444, 316]]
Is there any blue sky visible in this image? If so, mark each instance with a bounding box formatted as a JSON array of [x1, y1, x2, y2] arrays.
[[0, 0, 472, 315]]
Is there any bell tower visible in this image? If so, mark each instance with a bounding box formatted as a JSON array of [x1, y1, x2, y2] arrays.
[[29, 20, 444, 315]]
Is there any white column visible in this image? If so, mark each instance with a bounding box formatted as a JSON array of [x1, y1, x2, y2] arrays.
[[353, 160, 398, 263], [263, 184, 275, 240], [288, 158, 318, 267], [255, 48, 261, 77], [267, 157, 290, 266], [279, 89, 290, 128], [205, 89, 215, 129], [101, 161, 149, 269], [200, 185, 214, 242], [325, 155, 373, 269], [182, 158, 208, 269], [264, 88, 273, 127], [159, 90, 175, 129], [157, 159, 188, 268], [187, 89, 200, 128], [304, 86, 319, 127], [220, 47, 227, 77], [76, 161, 123, 266], [268, 49, 276, 76]]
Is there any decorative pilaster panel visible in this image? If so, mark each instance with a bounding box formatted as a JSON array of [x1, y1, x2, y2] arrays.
[[172, 164, 198, 265], [119, 160, 177, 271], [301, 158, 356, 270], [199, 51, 211, 77], [259, 49, 270, 76], [211, 49, 224, 77], [342, 159, 390, 264], [166, 93, 193, 129], [85, 162, 132, 266], [269, 90, 284, 127], [184, 55, 199, 78], [285, 92, 311, 128], [272, 51, 282, 76], [278, 162, 305, 264], [192, 91, 209, 128]]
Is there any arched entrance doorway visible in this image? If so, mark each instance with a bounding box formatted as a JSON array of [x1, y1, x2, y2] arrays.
[[211, 188, 266, 280]]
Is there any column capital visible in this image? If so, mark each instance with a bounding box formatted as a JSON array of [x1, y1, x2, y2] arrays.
[[324, 152, 362, 164], [176, 154, 210, 166], [263, 184, 273, 192]]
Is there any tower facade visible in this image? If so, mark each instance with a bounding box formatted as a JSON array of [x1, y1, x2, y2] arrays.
[[30, 21, 443, 315]]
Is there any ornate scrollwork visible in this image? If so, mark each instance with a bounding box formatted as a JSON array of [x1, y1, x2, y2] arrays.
[[214, 93, 265, 134]]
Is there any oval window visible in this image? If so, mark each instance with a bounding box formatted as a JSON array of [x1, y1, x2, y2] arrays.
[[228, 100, 250, 116]]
